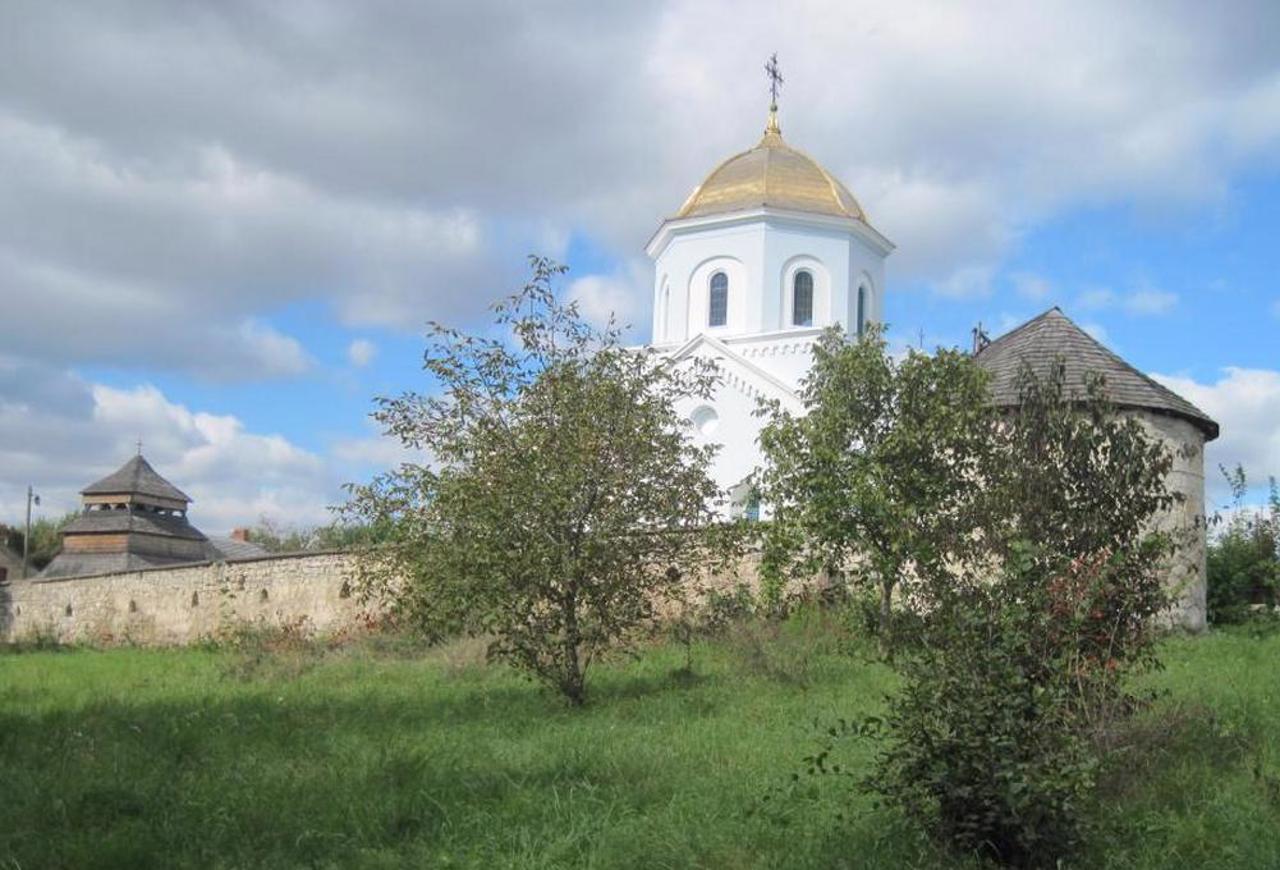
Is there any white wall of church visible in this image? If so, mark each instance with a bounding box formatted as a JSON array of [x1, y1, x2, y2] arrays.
[[650, 212, 885, 347], [671, 344, 802, 514]]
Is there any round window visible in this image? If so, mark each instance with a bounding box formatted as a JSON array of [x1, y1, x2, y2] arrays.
[[689, 405, 720, 437]]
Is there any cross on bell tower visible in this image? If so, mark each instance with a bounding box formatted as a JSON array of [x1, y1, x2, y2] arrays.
[[764, 53, 783, 134]]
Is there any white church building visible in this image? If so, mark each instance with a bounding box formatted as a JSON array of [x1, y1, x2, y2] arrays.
[[645, 105, 893, 518], [638, 90, 1217, 629]]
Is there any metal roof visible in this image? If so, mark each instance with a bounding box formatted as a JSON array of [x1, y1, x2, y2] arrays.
[[974, 308, 1218, 440]]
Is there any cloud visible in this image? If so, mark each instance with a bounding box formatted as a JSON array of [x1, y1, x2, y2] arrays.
[[1124, 288, 1179, 315], [1012, 272, 1051, 301], [1076, 283, 1178, 316], [932, 265, 995, 300], [1082, 322, 1110, 344], [1079, 287, 1117, 310], [1153, 367, 1280, 502], [565, 261, 650, 331], [346, 339, 377, 368], [1, 0, 1278, 362], [0, 360, 341, 534]]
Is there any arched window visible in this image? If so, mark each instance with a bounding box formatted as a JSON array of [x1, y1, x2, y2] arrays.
[[708, 272, 728, 327], [792, 270, 814, 326], [856, 285, 867, 337]]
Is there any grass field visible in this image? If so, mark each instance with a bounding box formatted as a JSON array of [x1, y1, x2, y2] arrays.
[[2, 616, 1278, 869]]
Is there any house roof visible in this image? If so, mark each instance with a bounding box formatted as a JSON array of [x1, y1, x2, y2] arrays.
[[974, 308, 1218, 440], [38, 551, 200, 580], [81, 455, 192, 503], [205, 536, 269, 560]]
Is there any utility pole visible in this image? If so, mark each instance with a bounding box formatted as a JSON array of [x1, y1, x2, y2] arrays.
[[22, 485, 40, 579]]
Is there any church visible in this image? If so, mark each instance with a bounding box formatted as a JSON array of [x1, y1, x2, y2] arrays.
[[645, 95, 891, 519], [642, 74, 1217, 629]]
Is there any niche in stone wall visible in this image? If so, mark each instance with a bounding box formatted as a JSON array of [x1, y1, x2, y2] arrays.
[[64, 603, 73, 617], [339, 580, 352, 599], [191, 591, 199, 607], [129, 599, 138, 613], [259, 588, 269, 602]]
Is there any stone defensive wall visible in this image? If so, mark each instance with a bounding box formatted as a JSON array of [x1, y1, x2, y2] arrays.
[[0, 551, 372, 645]]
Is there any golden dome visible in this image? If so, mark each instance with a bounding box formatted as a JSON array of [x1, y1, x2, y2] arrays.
[[675, 113, 866, 221]]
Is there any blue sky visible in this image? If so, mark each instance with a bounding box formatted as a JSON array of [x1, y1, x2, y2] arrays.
[[3, 1, 1278, 531]]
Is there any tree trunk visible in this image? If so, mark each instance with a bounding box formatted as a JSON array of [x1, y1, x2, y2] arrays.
[[878, 578, 894, 660], [562, 590, 586, 706]]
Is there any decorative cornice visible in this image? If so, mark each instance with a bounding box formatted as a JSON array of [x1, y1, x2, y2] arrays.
[[646, 206, 895, 261]]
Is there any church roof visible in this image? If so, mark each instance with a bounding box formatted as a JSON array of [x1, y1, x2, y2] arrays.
[[974, 308, 1219, 440], [675, 114, 867, 222], [61, 509, 208, 542], [81, 454, 192, 503]]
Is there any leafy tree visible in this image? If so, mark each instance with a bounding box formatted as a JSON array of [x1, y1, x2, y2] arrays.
[[343, 257, 731, 705], [754, 324, 993, 654], [862, 365, 1182, 866], [1, 512, 78, 573], [247, 518, 395, 553], [1207, 465, 1279, 623]]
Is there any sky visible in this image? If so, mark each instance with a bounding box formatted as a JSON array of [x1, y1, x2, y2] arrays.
[[2, 0, 1279, 534]]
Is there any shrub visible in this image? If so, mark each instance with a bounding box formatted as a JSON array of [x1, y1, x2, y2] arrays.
[[860, 367, 1179, 867]]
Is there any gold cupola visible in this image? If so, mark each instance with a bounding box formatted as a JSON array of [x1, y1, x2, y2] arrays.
[[673, 110, 868, 222]]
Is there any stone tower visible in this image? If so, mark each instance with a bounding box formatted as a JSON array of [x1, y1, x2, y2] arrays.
[[974, 308, 1220, 631]]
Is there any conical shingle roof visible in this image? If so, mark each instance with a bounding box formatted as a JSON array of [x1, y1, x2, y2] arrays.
[[974, 308, 1218, 440], [81, 454, 193, 503]]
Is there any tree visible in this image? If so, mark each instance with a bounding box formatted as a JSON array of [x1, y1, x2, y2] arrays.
[[246, 518, 395, 553], [1207, 465, 1279, 623], [755, 324, 993, 654], [343, 256, 731, 704], [863, 365, 1182, 866], [2, 512, 78, 572]]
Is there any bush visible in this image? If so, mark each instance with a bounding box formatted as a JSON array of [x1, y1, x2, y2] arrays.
[[866, 581, 1105, 866], [794, 362, 1181, 868]]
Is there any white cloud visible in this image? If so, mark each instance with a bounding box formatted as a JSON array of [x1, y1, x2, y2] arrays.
[[1082, 322, 1110, 344], [0, 363, 342, 534], [331, 433, 425, 469], [1012, 272, 1051, 301], [1079, 287, 1117, 310], [1076, 284, 1177, 316], [565, 260, 651, 331], [1, 0, 1277, 358], [1125, 288, 1179, 315], [933, 265, 994, 300], [1153, 367, 1280, 501], [346, 339, 377, 368]]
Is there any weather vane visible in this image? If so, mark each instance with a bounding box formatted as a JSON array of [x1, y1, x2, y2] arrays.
[[765, 53, 783, 110]]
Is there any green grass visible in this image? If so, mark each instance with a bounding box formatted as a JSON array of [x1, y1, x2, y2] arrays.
[[1, 618, 1278, 869]]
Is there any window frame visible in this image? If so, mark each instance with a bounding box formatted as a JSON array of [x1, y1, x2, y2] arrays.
[[708, 271, 728, 328], [792, 270, 814, 327]]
